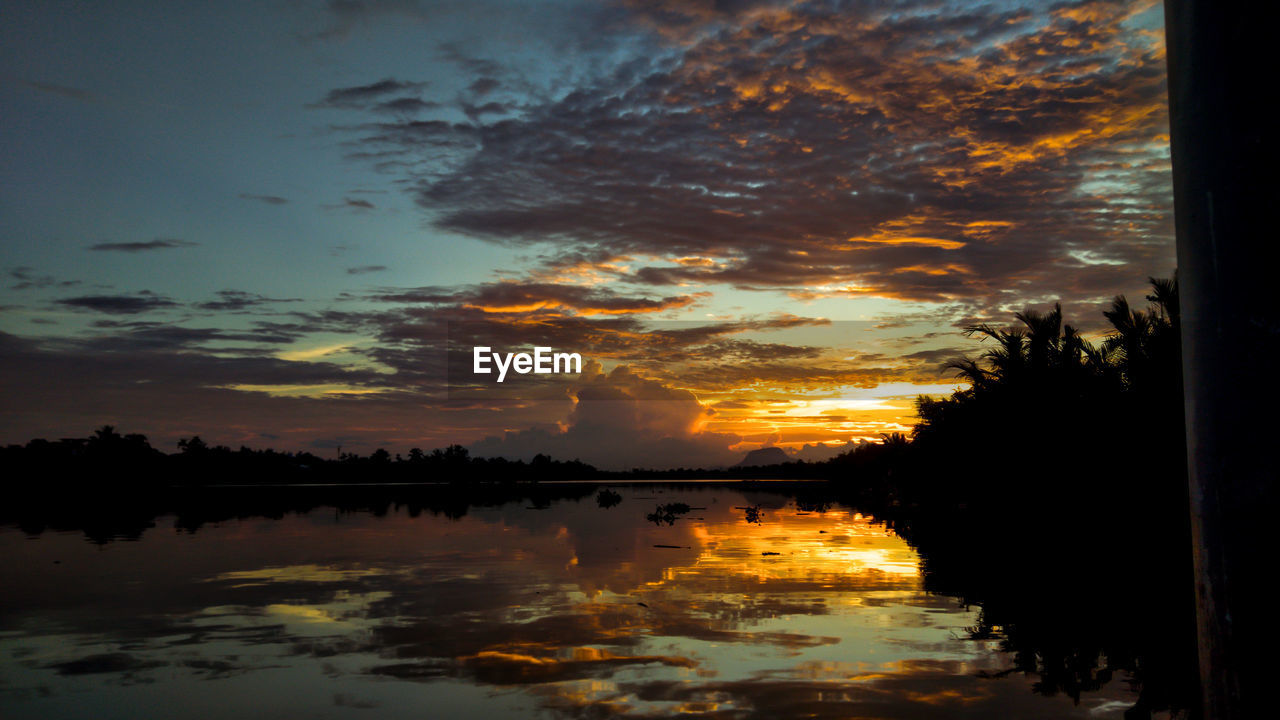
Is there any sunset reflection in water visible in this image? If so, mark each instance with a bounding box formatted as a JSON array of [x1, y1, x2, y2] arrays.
[[0, 487, 1145, 719]]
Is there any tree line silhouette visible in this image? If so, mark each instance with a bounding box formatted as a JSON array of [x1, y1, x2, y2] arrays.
[[827, 275, 1197, 720], [828, 274, 1185, 509], [2, 426, 601, 488], [3, 275, 1188, 499]]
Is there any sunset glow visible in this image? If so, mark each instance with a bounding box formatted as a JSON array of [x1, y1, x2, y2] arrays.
[[0, 0, 1173, 468]]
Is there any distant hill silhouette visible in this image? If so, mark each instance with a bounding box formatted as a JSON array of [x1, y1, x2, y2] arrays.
[[735, 446, 790, 467]]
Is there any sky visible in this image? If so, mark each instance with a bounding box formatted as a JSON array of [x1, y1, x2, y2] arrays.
[[0, 0, 1174, 468]]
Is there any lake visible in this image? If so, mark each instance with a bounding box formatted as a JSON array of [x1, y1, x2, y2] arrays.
[[0, 484, 1169, 719]]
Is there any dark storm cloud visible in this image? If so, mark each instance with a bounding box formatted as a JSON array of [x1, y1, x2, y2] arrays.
[[696, 339, 820, 362], [347, 280, 827, 368], [373, 96, 440, 114], [321, 273, 977, 421], [87, 238, 198, 252], [56, 291, 178, 314], [0, 330, 426, 452], [358, 281, 705, 316], [334, 0, 1171, 315], [469, 364, 744, 468], [8, 267, 80, 291], [467, 77, 499, 96], [438, 43, 504, 77], [84, 321, 301, 350], [238, 193, 289, 205], [23, 80, 93, 102], [666, 357, 923, 392], [460, 100, 510, 122], [901, 346, 970, 372], [347, 265, 389, 275], [275, 308, 381, 334], [340, 279, 929, 416], [0, 331, 383, 392], [310, 78, 428, 109], [194, 290, 301, 312], [321, 283, 734, 401]]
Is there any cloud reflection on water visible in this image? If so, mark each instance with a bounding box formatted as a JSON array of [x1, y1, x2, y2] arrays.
[[0, 487, 1143, 718]]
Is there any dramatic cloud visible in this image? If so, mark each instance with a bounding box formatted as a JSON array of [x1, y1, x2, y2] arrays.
[[23, 80, 94, 102], [333, 0, 1170, 315], [56, 291, 178, 314], [83, 320, 302, 349], [238, 193, 288, 205], [360, 281, 706, 316], [328, 197, 376, 211], [194, 290, 300, 312], [471, 363, 742, 469], [0, 1, 1175, 459], [0, 329, 429, 451], [467, 77, 499, 96], [373, 97, 440, 114], [8, 267, 79, 291], [87, 239, 198, 252], [310, 78, 428, 109]]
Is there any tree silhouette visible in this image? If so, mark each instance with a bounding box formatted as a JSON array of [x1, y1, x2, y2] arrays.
[[177, 436, 208, 454]]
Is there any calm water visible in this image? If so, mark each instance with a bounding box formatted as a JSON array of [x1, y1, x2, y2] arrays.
[[1, 486, 1150, 719]]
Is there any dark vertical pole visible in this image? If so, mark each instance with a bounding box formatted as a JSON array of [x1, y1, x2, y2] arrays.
[[1164, 2, 1280, 718]]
